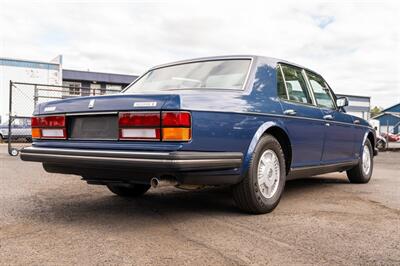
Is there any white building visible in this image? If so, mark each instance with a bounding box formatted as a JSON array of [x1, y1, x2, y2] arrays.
[[0, 56, 62, 122]]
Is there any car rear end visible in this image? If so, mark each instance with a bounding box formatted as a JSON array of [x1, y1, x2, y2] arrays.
[[20, 58, 253, 187], [21, 104, 243, 186]]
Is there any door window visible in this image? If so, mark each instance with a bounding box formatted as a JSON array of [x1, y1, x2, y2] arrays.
[[280, 65, 312, 104], [306, 72, 335, 109], [276, 67, 288, 99]]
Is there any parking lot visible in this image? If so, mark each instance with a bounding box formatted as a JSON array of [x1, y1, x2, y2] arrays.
[[0, 144, 399, 265]]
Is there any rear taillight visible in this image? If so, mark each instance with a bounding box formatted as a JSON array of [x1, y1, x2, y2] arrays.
[[118, 111, 191, 141], [119, 112, 161, 140], [31, 115, 66, 139], [161, 112, 191, 141]]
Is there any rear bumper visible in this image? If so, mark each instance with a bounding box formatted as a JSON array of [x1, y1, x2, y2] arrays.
[[20, 146, 243, 172]]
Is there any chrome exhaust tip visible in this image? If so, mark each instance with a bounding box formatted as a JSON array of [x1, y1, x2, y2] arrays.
[[150, 177, 178, 188]]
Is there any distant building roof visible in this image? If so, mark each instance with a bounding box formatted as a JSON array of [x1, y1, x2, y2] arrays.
[[0, 57, 60, 70], [63, 69, 138, 84], [381, 103, 400, 113], [373, 112, 400, 119]]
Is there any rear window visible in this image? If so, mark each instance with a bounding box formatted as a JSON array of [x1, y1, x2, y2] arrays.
[[124, 59, 251, 93]]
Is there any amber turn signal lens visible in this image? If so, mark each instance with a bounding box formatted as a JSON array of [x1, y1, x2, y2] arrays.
[[31, 128, 41, 139], [162, 128, 191, 141]]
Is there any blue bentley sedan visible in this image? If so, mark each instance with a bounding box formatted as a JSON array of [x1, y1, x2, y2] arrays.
[[20, 55, 377, 214]]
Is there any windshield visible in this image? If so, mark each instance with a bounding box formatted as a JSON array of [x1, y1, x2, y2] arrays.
[[124, 59, 251, 93]]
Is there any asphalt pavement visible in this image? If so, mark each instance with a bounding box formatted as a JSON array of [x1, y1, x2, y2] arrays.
[[0, 144, 399, 265]]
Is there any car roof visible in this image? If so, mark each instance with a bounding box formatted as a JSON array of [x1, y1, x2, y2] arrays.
[[149, 55, 317, 74]]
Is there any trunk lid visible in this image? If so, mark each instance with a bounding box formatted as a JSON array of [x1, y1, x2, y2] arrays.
[[36, 94, 181, 115]]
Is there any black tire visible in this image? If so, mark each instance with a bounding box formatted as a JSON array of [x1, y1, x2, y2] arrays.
[[347, 139, 373, 183], [107, 184, 151, 197], [232, 134, 286, 214], [376, 140, 386, 150]]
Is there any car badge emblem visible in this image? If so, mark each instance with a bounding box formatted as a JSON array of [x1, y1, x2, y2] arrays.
[[133, 101, 157, 107], [44, 106, 56, 112], [88, 99, 95, 109]]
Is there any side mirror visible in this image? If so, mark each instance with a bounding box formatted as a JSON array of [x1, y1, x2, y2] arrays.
[[336, 97, 349, 108]]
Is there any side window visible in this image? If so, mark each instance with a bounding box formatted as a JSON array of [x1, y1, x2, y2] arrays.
[[306, 72, 335, 109], [276, 66, 288, 99], [280, 65, 313, 104]]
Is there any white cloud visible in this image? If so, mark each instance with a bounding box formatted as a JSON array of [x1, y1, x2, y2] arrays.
[[0, 0, 399, 107]]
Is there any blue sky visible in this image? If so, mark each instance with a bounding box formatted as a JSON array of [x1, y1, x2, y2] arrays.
[[0, 0, 399, 108]]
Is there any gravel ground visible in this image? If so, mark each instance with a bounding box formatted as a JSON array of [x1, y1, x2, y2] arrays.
[[0, 144, 399, 265]]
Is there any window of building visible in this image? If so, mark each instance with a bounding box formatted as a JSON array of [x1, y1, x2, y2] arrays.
[[90, 83, 101, 95], [106, 84, 122, 94], [63, 81, 81, 96]]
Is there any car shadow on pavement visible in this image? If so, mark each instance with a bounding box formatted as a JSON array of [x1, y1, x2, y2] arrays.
[[20, 175, 351, 225]]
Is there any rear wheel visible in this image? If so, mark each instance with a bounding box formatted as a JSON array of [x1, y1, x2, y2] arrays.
[[107, 184, 151, 197], [347, 139, 373, 183], [232, 134, 286, 214]]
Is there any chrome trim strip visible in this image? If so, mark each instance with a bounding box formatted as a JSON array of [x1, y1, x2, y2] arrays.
[[20, 147, 243, 170], [65, 112, 118, 116], [290, 160, 358, 172], [22, 146, 243, 160], [22, 152, 241, 166], [149, 56, 255, 72], [23, 147, 170, 157], [68, 138, 118, 141]]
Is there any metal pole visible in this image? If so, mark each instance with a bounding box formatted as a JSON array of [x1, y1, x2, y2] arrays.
[[386, 120, 389, 149], [8, 80, 12, 155], [33, 84, 38, 108]]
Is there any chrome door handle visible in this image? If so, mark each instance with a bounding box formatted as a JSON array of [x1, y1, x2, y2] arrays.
[[323, 114, 333, 120], [354, 119, 360, 124], [284, 109, 297, 116]]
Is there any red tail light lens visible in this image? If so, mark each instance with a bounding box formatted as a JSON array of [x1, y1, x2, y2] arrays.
[[119, 112, 161, 140], [118, 111, 191, 141], [119, 112, 160, 127], [162, 112, 191, 127], [31, 117, 40, 127], [31, 116, 65, 128], [31, 115, 66, 139]]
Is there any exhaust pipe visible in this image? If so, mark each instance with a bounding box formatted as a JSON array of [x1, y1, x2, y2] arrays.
[[150, 177, 178, 188]]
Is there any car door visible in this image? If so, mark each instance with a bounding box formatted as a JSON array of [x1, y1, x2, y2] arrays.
[[277, 64, 326, 167], [305, 71, 355, 163]]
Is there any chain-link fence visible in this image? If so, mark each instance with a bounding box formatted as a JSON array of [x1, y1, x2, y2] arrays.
[[4, 81, 121, 156]]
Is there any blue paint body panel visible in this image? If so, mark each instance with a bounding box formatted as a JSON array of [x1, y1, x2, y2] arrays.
[[33, 55, 375, 181]]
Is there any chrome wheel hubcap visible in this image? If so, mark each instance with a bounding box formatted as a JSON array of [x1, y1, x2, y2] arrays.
[[362, 145, 371, 175], [257, 149, 280, 198]]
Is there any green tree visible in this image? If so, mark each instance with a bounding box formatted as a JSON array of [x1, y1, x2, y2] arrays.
[[371, 106, 382, 118]]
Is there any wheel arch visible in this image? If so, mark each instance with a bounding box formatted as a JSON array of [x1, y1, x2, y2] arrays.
[[367, 131, 375, 150], [243, 122, 292, 176], [361, 129, 376, 157]]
